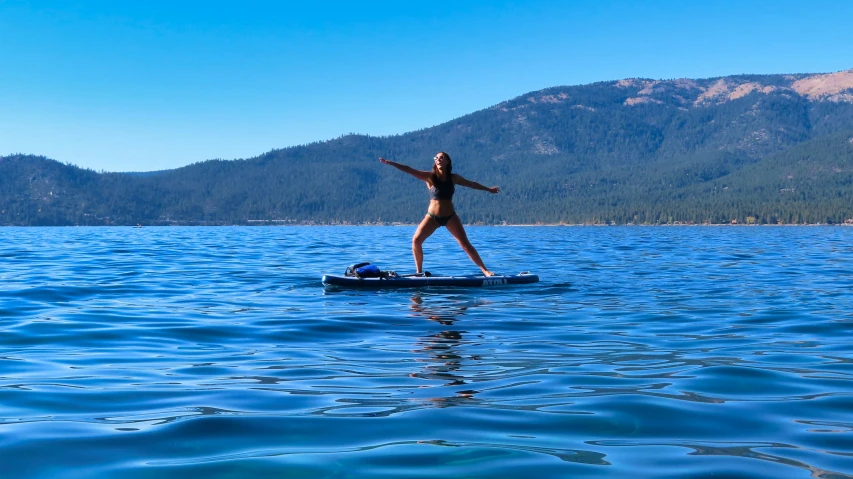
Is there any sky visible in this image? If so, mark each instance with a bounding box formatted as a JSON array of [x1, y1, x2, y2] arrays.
[[1, 0, 852, 172]]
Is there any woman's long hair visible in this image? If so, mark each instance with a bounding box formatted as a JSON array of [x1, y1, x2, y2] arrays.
[[430, 151, 452, 185]]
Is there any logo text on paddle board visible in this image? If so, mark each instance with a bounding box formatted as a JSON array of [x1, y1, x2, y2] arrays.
[[482, 278, 507, 286]]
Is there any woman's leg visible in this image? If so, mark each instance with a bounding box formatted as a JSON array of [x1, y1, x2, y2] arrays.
[[412, 215, 440, 273], [445, 215, 494, 276]]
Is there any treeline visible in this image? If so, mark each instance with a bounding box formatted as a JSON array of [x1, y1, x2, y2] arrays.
[[2, 72, 853, 225]]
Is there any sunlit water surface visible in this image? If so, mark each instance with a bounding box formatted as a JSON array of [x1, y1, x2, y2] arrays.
[[1, 226, 852, 478]]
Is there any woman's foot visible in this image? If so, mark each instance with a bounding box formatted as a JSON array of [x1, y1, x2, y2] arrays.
[[483, 270, 495, 277]]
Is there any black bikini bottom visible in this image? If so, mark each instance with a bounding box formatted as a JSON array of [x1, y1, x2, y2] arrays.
[[428, 212, 456, 227]]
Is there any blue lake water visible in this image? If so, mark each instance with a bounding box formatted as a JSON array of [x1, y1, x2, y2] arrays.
[[1, 226, 852, 478]]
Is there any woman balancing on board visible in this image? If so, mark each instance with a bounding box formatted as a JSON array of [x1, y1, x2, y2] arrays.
[[379, 152, 500, 277]]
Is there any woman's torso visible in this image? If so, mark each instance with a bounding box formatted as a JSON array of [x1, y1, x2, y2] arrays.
[[427, 174, 455, 215]]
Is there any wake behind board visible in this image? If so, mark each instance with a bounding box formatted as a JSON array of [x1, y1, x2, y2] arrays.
[[322, 272, 539, 289]]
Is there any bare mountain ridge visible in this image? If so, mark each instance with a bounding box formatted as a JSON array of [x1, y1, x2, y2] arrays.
[[514, 69, 853, 111]]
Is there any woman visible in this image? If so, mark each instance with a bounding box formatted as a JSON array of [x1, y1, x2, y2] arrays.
[[379, 152, 500, 276]]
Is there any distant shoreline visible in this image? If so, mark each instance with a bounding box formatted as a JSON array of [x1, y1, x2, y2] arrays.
[[2, 223, 852, 228]]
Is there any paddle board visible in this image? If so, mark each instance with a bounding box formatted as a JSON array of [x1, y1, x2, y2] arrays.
[[322, 272, 539, 289]]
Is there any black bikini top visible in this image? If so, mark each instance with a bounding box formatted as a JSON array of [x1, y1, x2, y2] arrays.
[[429, 176, 455, 200]]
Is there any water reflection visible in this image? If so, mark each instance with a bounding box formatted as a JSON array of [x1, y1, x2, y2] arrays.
[[408, 293, 481, 405], [407, 292, 475, 325]]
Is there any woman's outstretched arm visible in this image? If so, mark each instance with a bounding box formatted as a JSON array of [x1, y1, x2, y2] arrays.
[[379, 158, 432, 182], [453, 174, 500, 194]]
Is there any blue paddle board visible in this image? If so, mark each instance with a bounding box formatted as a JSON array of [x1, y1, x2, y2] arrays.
[[322, 272, 539, 289]]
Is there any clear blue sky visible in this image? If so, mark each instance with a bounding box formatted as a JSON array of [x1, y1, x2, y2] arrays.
[[2, 0, 851, 172]]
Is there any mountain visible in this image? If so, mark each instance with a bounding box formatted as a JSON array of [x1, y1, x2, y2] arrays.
[[3, 69, 853, 226]]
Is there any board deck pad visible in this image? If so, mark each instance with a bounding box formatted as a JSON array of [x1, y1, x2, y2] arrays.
[[322, 272, 539, 289]]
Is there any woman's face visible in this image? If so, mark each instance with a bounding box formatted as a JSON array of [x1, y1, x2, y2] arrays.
[[434, 153, 449, 170]]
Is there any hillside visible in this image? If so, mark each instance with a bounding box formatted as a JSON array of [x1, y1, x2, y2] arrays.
[[2, 69, 853, 225]]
